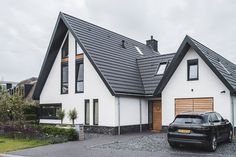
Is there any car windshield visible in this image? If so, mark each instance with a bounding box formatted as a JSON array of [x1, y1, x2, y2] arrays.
[[174, 115, 203, 124]]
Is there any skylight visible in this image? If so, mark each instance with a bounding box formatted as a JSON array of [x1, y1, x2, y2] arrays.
[[157, 63, 167, 75], [219, 61, 231, 74], [135, 46, 143, 55]]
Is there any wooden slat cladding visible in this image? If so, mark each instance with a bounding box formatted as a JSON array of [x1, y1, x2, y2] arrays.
[[175, 98, 213, 115], [61, 57, 68, 63], [76, 54, 84, 60], [193, 98, 213, 112], [175, 99, 193, 116], [153, 100, 162, 132]]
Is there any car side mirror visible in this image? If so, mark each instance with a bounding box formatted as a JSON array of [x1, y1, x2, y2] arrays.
[[223, 119, 229, 122]]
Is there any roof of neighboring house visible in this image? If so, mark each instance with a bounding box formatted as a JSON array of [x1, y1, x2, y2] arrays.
[[0, 81, 18, 85], [137, 53, 175, 95], [154, 35, 236, 95], [17, 77, 37, 87]]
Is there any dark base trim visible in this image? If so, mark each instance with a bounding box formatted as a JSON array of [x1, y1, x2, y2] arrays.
[[161, 125, 168, 132], [84, 124, 149, 135]]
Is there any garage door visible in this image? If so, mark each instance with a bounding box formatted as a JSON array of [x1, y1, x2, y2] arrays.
[[175, 98, 213, 115]]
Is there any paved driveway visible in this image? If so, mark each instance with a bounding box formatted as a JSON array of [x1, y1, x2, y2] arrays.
[[5, 133, 236, 157]]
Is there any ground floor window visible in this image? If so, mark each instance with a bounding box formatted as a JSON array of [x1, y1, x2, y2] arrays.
[[93, 99, 99, 125], [85, 100, 90, 125], [40, 103, 62, 119]]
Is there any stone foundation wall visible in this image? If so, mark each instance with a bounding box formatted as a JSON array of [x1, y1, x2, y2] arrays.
[[84, 124, 149, 135]]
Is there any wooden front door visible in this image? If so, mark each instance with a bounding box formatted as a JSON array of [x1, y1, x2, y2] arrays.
[[153, 100, 162, 132]]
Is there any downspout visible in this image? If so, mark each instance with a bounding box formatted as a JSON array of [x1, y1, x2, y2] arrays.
[[231, 96, 235, 136], [139, 98, 142, 132], [118, 97, 121, 135]]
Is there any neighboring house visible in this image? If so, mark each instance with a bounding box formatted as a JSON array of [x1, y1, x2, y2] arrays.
[[16, 77, 38, 102], [0, 81, 18, 91], [33, 12, 236, 135]]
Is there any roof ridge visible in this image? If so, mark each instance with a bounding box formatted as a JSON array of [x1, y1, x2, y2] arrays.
[[61, 12, 152, 49], [136, 52, 176, 60]]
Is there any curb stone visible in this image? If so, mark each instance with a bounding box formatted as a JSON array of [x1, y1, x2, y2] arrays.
[[0, 154, 28, 157]]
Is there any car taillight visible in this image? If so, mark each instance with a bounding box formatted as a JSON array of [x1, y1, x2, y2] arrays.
[[168, 126, 177, 132]]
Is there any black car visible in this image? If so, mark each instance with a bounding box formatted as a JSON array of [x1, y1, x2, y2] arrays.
[[167, 112, 233, 151]]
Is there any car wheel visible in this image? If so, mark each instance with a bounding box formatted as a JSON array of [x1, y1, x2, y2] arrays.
[[228, 129, 233, 143], [208, 135, 217, 152]]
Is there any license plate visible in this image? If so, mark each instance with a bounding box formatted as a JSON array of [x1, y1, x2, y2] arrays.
[[178, 129, 191, 134]]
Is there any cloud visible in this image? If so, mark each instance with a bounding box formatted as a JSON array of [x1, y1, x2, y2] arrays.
[[0, 0, 236, 81]]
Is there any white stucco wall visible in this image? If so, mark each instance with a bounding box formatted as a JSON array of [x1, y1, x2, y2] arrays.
[[162, 48, 231, 126], [40, 31, 116, 126], [231, 96, 236, 127], [115, 97, 148, 126]]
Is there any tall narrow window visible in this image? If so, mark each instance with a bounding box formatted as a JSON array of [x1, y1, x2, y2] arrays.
[[187, 59, 198, 81], [93, 99, 99, 125], [85, 100, 90, 125], [61, 63, 68, 94], [75, 61, 84, 93], [76, 43, 83, 55], [62, 35, 69, 59]]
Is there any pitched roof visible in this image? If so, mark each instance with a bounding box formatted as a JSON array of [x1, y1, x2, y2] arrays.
[[154, 35, 236, 95], [33, 12, 236, 100], [33, 12, 160, 99], [137, 53, 175, 95]]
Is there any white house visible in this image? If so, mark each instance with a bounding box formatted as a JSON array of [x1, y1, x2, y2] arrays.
[[33, 12, 236, 135]]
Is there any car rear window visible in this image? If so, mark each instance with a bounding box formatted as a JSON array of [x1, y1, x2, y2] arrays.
[[174, 115, 203, 124]]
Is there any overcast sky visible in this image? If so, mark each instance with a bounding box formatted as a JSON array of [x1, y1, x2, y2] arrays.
[[0, 0, 236, 82]]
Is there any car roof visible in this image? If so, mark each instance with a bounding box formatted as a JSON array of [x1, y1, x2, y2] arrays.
[[177, 111, 215, 116]]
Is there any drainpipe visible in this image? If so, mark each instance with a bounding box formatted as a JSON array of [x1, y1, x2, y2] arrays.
[[231, 96, 235, 136], [118, 97, 121, 135], [140, 98, 142, 132]]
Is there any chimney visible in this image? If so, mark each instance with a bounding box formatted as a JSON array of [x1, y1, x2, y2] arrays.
[[146, 35, 158, 52]]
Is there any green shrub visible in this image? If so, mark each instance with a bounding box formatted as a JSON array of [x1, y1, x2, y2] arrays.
[[24, 114, 37, 121], [41, 125, 77, 141]]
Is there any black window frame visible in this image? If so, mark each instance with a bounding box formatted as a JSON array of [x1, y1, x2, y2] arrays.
[[93, 99, 99, 125], [187, 59, 199, 81], [61, 63, 69, 94], [156, 62, 168, 75], [61, 35, 69, 59], [75, 60, 84, 93], [84, 99, 90, 125], [39, 103, 62, 119], [75, 41, 83, 55]]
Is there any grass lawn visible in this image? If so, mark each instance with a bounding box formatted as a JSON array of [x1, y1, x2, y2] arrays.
[[0, 137, 49, 153]]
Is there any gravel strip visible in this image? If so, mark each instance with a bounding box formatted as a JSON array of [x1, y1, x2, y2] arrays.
[[93, 133, 236, 155]]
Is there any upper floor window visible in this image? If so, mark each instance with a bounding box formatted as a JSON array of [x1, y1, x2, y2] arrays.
[[135, 46, 143, 55], [219, 61, 231, 74], [62, 35, 69, 59], [61, 63, 68, 94], [156, 62, 167, 75], [76, 43, 83, 55], [187, 59, 198, 81], [75, 61, 84, 93]]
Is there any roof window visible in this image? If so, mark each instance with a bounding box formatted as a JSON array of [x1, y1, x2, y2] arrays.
[[156, 62, 167, 75], [219, 61, 231, 74], [135, 46, 143, 55]]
